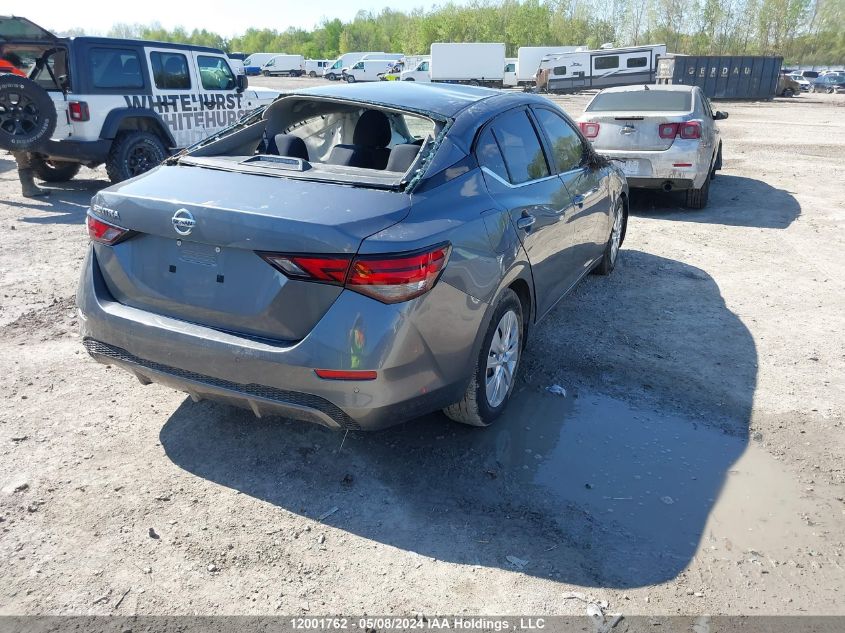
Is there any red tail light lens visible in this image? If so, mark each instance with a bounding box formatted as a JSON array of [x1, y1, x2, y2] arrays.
[[261, 254, 352, 284], [347, 244, 451, 303], [69, 101, 89, 122], [87, 212, 129, 245], [679, 121, 702, 139], [259, 243, 451, 304], [658, 123, 679, 138], [579, 122, 600, 139]]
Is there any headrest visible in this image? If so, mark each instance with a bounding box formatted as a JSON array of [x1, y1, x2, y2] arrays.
[[273, 133, 309, 160], [385, 143, 421, 172], [353, 110, 392, 148]]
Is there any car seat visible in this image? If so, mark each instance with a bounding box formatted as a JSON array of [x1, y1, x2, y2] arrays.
[[384, 144, 420, 172], [327, 110, 392, 169], [267, 133, 309, 160]]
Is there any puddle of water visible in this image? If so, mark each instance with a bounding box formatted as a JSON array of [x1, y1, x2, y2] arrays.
[[480, 389, 743, 556]]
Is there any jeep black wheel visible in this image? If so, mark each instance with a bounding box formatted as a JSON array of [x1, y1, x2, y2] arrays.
[[29, 155, 81, 182], [105, 131, 168, 183], [0, 75, 57, 152]]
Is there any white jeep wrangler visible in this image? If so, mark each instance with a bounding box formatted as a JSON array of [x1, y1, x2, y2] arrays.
[[0, 16, 278, 182]]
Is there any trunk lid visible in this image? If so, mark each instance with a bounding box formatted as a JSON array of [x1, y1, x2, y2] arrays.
[[0, 16, 59, 43], [585, 112, 693, 152], [92, 164, 411, 342]]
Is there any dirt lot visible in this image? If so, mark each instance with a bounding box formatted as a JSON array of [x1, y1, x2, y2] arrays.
[[1, 78, 843, 619]]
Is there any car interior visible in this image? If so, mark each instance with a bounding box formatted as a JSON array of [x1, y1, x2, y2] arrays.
[[185, 97, 441, 182]]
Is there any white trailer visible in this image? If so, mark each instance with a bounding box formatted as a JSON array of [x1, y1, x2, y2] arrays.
[[429, 43, 506, 86], [536, 44, 667, 93], [261, 54, 305, 77], [516, 46, 582, 84]]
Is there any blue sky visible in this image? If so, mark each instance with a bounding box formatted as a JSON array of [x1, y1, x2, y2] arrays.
[[26, 0, 441, 37]]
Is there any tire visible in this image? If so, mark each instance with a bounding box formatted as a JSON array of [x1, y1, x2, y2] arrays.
[[309, 71, 317, 78], [29, 155, 81, 182], [593, 197, 625, 276], [0, 75, 57, 152], [326, 73, 336, 81], [105, 131, 168, 183], [469, 80, 480, 86], [443, 288, 523, 427], [827, 87, 834, 94], [346, 75, 356, 83], [685, 172, 711, 209], [783, 88, 794, 97], [711, 144, 722, 180], [405, 77, 415, 81]]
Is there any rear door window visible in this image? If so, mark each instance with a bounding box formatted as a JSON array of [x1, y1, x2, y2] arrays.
[[489, 109, 550, 184], [533, 108, 584, 173], [90, 47, 144, 89], [150, 51, 190, 90], [476, 127, 509, 182], [595, 56, 619, 70]]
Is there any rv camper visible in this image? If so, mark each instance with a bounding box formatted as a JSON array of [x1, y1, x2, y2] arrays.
[[536, 44, 666, 93]]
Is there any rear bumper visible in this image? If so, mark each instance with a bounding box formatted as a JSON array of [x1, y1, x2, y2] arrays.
[[37, 139, 111, 165], [597, 144, 711, 190], [77, 248, 485, 430]]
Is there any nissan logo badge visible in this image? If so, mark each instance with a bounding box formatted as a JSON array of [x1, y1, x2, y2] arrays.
[[171, 208, 196, 236]]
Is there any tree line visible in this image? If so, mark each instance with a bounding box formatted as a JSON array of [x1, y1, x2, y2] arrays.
[[65, 0, 844, 66]]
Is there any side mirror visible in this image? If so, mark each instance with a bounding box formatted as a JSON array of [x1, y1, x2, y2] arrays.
[[714, 111, 729, 120], [236, 74, 248, 93]]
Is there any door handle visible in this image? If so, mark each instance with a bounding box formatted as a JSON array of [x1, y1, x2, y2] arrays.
[[516, 215, 536, 230], [572, 194, 586, 208]]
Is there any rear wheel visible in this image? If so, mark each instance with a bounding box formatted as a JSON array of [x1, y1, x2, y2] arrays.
[[444, 289, 523, 427], [593, 198, 625, 276], [106, 131, 168, 183], [29, 155, 81, 182], [685, 173, 711, 209], [309, 71, 317, 78]]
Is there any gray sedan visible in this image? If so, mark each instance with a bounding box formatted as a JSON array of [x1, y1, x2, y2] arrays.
[[78, 82, 628, 430]]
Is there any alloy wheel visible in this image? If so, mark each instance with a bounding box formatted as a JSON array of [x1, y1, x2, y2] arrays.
[[0, 91, 40, 137], [610, 203, 623, 264], [485, 310, 520, 408]]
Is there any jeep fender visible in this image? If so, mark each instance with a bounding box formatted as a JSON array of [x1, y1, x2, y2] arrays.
[[99, 108, 176, 148]]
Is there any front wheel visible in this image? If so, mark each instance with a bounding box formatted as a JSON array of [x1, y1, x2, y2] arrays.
[[443, 289, 523, 427], [783, 88, 795, 97], [326, 73, 336, 81], [345, 75, 356, 83], [105, 131, 168, 183], [593, 198, 625, 275], [309, 71, 316, 78], [29, 155, 81, 182]]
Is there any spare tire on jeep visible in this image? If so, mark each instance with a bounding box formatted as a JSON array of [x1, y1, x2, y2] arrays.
[[0, 75, 57, 152]]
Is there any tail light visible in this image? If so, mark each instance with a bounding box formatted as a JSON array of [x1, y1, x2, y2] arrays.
[[259, 243, 451, 304], [659, 121, 701, 139], [658, 123, 679, 138], [68, 101, 89, 122], [579, 122, 600, 139], [678, 121, 701, 139], [86, 212, 129, 245]]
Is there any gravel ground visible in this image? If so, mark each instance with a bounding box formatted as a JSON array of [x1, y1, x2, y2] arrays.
[[1, 78, 843, 618]]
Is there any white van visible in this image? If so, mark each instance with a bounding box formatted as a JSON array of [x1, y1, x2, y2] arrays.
[[243, 53, 284, 74], [503, 58, 518, 87], [323, 52, 388, 80], [261, 54, 305, 77], [345, 59, 397, 83], [400, 59, 431, 82], [304, 59, 332, 78]]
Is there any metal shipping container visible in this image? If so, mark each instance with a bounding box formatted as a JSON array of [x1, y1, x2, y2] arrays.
[[656, 54, 783, 99]]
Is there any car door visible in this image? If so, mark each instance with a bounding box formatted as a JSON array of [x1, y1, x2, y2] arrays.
[[146, 48, 196, 148], [191, 52, 239, 146], [476, 108, 582, 318], [531, 105, 610, 265], [699, 89, 719, 167]]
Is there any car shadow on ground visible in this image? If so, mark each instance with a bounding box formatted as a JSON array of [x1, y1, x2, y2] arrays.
[[159, 250, 755, 589], [3, 178, 107, 224], [629, 174, 801, 229]]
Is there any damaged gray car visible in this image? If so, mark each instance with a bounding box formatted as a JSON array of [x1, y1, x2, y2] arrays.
[[77, 82, 628, 430]]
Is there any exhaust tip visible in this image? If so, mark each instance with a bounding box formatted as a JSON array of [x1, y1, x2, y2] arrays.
[[662, 182, 673, 192]]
